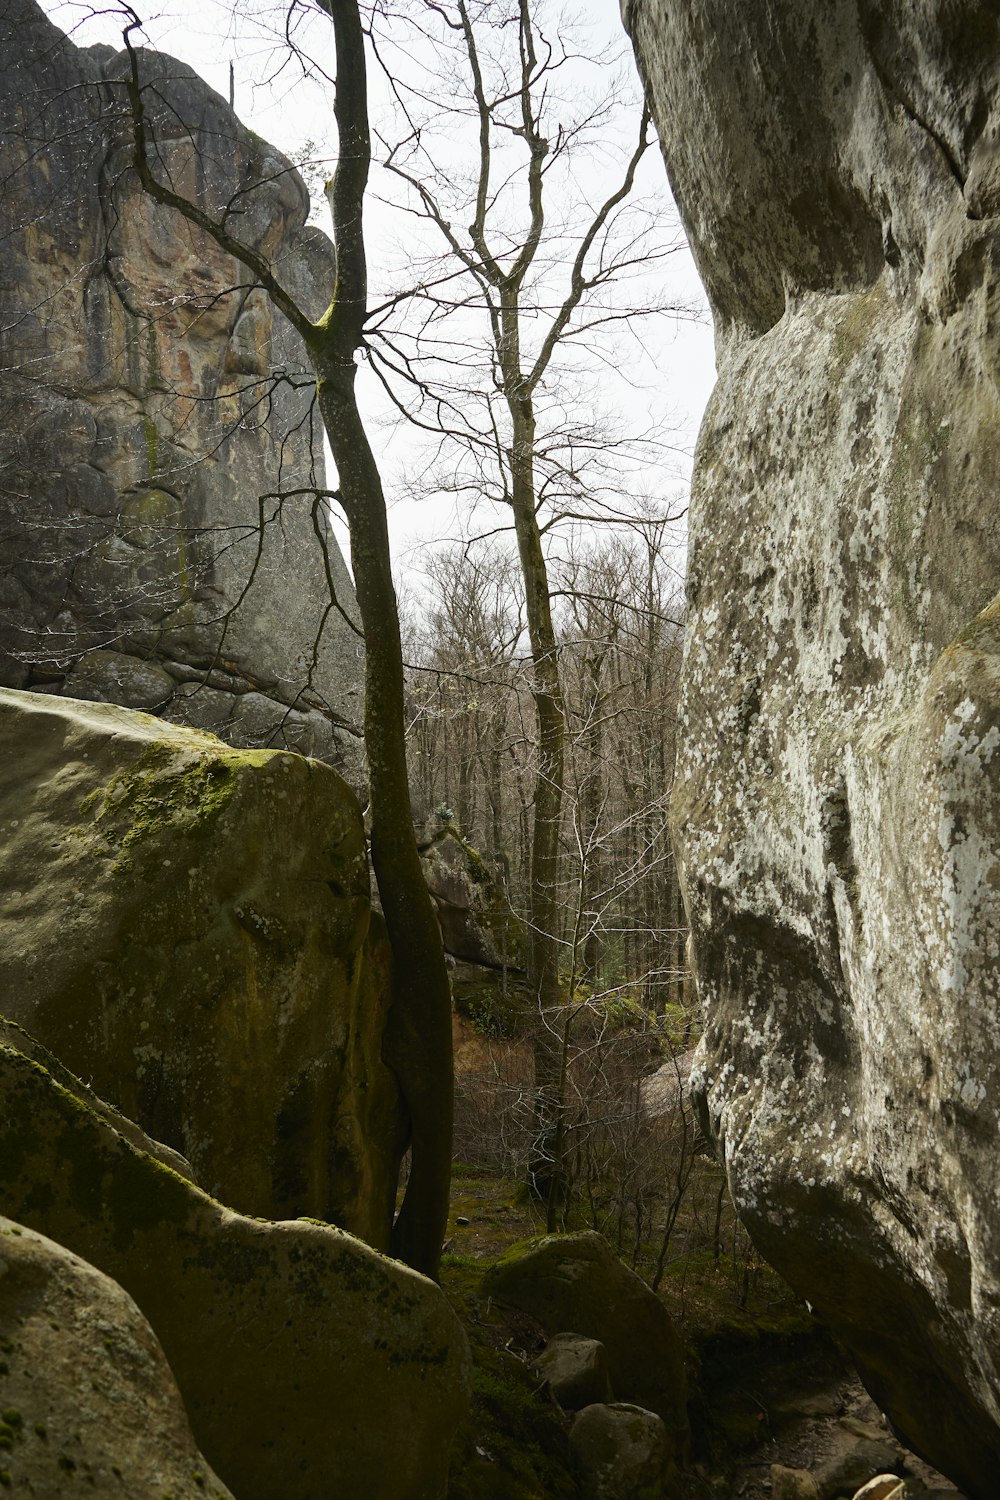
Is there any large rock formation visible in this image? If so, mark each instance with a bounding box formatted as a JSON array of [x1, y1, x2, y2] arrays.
[[624, 2, 1000, 1494], [483, 1231, 688, 1461], [0, 687, 404, 1245], [0, 1038, 471, 1500], [0, 1216, 234, 1499], [0, 0, 363, 773]]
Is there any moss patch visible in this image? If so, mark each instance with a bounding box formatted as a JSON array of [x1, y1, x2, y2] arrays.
[[82, 743, 271, 872]]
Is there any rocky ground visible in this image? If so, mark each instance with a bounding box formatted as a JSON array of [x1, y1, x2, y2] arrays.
[[719, 1375, 965, 1499], [441, 1164, 968, 1500]]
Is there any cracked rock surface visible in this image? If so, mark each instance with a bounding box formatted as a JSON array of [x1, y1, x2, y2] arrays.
[[0, 0, 363, 776], [624, 2, 1000, 1494]]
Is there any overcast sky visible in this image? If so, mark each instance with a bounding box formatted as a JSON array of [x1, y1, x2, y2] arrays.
[[41, 0, 716, 591]]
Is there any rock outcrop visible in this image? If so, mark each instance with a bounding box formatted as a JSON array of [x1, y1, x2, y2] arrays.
[[624, 2, 1000, 1494], [483, 1231, 688, 1460], [0, 687, 404, 1245], [0, 1216, 234, 1499], [569, 1403, 669, 1500], [0, 0, 363, 774], [419, 824, 526, 973], [0, 1038, 471, 1500]]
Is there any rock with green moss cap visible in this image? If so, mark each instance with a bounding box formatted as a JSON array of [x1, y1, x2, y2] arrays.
[[482, 1231, 688, 1461], [0, 1215, 234, 1498], [0, 1040, 472, 1500], [419, 825, 526, 971], [569, 1403, 669, 1500], [0, 688, 404, 1247]]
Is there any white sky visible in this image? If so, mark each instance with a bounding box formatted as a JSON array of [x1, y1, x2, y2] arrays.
[[42, 0, 717, 592]]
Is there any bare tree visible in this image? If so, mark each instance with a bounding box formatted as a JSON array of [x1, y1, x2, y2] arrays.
[[366, 0, 694, 1209], [120, 0, 453, 1279]]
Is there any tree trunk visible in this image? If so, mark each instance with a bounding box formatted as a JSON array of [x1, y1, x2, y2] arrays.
[[506, 385, 567, 1207], [317, 371, 453, 1280]]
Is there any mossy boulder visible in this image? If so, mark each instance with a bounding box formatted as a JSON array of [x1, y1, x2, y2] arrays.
[[0, 1040, 472, 1500], [533, 1333, 614, 1411], [483, 1232, 689, 1459], [0, 688, 403, 1246], [420, 828, 525, 970], [569, 1403, 670, 1500], [0, 1216, 233, 1498]]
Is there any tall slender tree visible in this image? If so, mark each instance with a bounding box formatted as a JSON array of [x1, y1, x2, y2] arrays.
[[123, 0, 453, 1280], [367, 0, 690, 1206]]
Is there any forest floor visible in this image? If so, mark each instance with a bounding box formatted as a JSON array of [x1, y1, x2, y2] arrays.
[[441, 1163, 965, 1500]]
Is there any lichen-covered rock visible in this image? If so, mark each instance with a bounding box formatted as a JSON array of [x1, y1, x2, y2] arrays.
[[420, 826, 526, 971], [770, 1469, 821, 1500], [0, 687, 404, 1244], [569, 1403, 669, 1500], [0, 0, 363, 775], [624, 1, 1000, 1494], [0, 1216, 234, 1499], [0, 1042, 471, 1500], [483, 1231, 688, 1457]]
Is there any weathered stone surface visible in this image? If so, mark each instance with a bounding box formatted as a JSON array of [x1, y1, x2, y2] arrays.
[[0, 0, 363, 776], [816, 1441, 902, 1500], [0, 1216, 234, 1498], [0, 1041, 471, 1500], [771, 1469, 821, 1500], [0, 687, 403, 1244], [569, 1403, 669, 1500], [483, 1231, 688, 1455], [532, 1333, 614, 1410], [419, 825, 526, 971], [624, 1, 1000, 1495], [0, 1015, 195, 1183]]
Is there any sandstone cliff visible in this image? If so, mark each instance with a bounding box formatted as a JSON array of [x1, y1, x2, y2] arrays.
[[626, 3, 1000, 1494], [0, 0, 362, 773]]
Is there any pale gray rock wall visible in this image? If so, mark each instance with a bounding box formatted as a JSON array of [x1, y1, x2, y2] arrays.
[[625, 2, 1000, 1495], [0, 0, 363, 776]]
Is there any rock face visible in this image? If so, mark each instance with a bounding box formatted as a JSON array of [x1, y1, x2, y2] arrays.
[[624, 2, 1000, 1494], [419, 825, 526, 972], [0, 1216, 234, 1499], [483, 1231, 688, 1458], [0, 0, 363, 774], [0, 687, 404, 1245], [0, 1038, 471, 1500]]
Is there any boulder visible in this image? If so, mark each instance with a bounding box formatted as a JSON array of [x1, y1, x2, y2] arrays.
[[851, 1481, 907, 1500], [0, 1038, 471, 1500], [771, 1470, 821, 1500], [0, 0, 363, 775], [532, 1333, 614, 1410], [0, 1216, 234, 1499], [624, 1, 1000, 1493], [483, 1231, 688, 1455], [0, 688, 404, 1245], [0, 1016, 194, 1183], [569, 1403, 669, 1500], [816, 1441, 902, 1499], [420, 826, 526, 971]]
